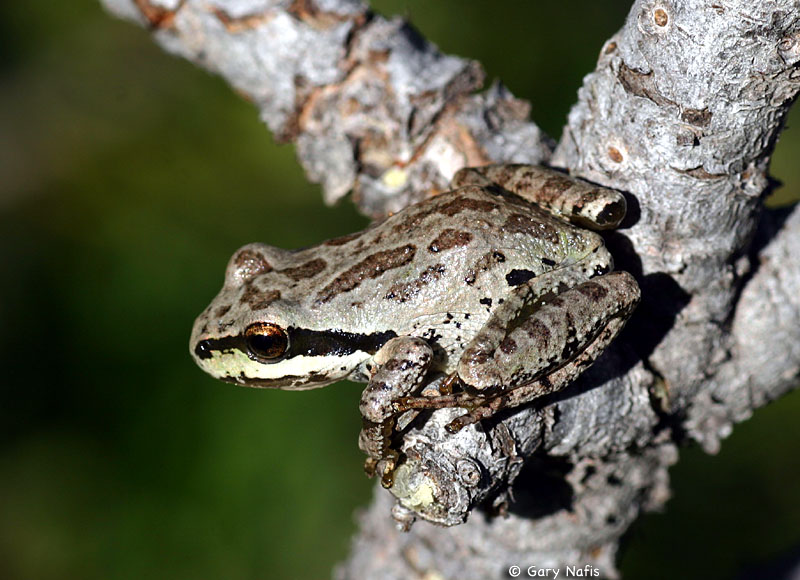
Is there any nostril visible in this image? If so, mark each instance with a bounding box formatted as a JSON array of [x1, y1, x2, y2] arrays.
[[195, 340, 214, 359]]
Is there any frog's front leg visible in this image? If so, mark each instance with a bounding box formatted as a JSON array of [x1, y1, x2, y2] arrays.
[[397, 271, 640, 430], [359, 336, 433, 488]]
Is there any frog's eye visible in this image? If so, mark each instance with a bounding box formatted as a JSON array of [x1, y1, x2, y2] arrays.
[[244, 322, 289, 362]]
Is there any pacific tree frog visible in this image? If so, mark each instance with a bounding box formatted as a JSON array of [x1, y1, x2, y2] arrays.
[[190, 164, 640, 494]]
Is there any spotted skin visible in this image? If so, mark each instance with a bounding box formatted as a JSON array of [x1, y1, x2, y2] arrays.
[[189, 164, 640, 493], [427, 229, 474, 253]]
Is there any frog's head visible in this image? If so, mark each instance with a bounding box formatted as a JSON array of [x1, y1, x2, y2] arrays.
[[190, 243, 378, 390]]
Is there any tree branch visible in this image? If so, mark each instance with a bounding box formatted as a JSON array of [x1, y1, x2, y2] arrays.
[[551, 0, 800, 452], [103, 0, 552, 217], [102, 0, 800, 577]]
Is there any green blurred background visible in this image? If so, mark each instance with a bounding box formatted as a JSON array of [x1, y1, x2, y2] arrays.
[[1, 1, 798, 579]]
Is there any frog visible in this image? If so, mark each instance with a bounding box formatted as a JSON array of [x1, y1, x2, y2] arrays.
[[190, 164, 641, 492]]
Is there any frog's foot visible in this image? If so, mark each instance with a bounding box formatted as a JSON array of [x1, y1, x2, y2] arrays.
[[379, 452, 400, 488], [363, 451, 401, 488], [445, 398, 504, 433], [360, 417, 402, 487], [438, 372, 459, 395]]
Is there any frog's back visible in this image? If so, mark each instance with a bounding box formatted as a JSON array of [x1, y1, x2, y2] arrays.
[[194, 185, 610, 376], [305, 185, 604, 328]]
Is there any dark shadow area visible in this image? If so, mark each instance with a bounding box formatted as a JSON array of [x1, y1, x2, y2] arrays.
[[737, 202, 796, 295], [606, 230, 692, 363], [399, 20, 432, 52], [628, 272, 691, 361], [503, 455, 574, 519], [752, 202, 794, 255], [541, 333, 642, 405], [618, 190, 641, 230], [736, 545, 800, 580]]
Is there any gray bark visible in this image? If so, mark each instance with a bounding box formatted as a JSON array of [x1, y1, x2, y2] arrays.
[[101, 0, 800, 577]]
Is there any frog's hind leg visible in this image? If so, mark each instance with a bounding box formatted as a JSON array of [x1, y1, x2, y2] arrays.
[[459, 270, 639, 392], [444, 285, 636, 433], [396, 272, 640, 427], [451, 164, 626, 230]]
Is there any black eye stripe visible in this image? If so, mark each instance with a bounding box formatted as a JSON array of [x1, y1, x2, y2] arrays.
[[194, 327, 398, 362], [286, 328, 397, 358]]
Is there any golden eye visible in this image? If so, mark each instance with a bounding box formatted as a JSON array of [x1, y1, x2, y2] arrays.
[[244, 322, 289, 361]]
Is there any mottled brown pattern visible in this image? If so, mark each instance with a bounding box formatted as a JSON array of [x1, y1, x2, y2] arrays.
[[560, 310, 579, 361], [525, 319, 551, 346], [233, 248, 273, 279], [486, 166, 579, 206], [215, 304, 232, 318], [317, 244, 417, 303], [428, 229, 473, 253], [571, 188, 603, 209], [436, 196, 499, 217], [384, 264, 446, 303], [499, 337, 517, 354], [389, 192, 497, 236], [576, 281, 609, 301], [510, 168, 534, 192], [241, 285, 281, 310], [391, 211, 427, 234], [467, 350, 491, 365], [681, 107, 712, 127], [279, 258, 327, 281], [538, 175, 572, 203], [383, 358, 404, 372], [503, 213, 560, 244], [465, 251, 506, 285], [324, 231, 362, 246]]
